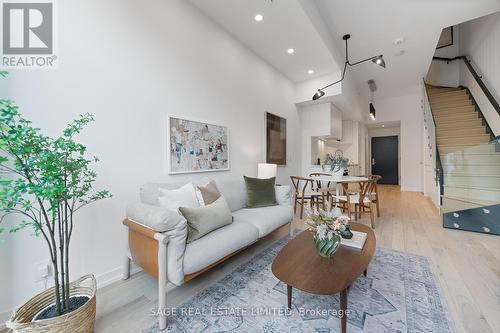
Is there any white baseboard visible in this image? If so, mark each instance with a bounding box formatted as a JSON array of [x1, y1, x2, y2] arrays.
[[401, 185, 423, 192], [0, 262, 143, 328], [95, 262, 142, 289]]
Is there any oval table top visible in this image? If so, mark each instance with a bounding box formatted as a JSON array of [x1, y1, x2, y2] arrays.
[[271, 223, 376, 295]]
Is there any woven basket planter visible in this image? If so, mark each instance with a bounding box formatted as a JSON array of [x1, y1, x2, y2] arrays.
[[6, 274, 96, 333]]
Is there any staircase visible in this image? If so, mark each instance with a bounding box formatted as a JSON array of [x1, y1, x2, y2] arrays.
[[426, 85, 500, 214]]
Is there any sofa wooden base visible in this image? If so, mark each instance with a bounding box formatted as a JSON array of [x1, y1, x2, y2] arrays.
[[123, 218, 293, 330]]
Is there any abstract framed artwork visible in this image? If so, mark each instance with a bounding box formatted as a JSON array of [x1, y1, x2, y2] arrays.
[[436, 26, 453, 49], [167, 116, 229, 174], [265, 112, 286, 165]]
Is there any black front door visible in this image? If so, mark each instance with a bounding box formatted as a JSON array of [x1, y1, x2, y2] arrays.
[[371, 136, 399, 185]]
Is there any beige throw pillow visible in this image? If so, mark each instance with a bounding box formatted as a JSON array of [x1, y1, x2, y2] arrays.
[[179, 196, 232, 243], [197, 180, 221, 205]]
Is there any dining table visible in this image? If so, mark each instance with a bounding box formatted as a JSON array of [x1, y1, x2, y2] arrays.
[[309, 175, 369, 215]]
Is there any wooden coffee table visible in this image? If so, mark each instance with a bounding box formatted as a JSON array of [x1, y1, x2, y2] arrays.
[[271, 223, 376, 333]]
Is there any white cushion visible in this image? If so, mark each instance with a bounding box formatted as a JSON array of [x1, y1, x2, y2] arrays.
[[126, 202, 185, 232], [195, 188, 205, 206], [158, 182, 199, 211], [232, 205, 293, 238], [183, 222, 258, 275], [275, 185, 292, 206], [215, 178, 247, 211], [139, 178, 247, 211]]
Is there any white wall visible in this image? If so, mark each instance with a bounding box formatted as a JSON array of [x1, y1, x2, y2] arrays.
[[365, 89, 423, 192], [299, 102, 343, 174], [295, 73, 342, 104], [310, 138, 338, 165], [297, 0, 364, 122], [460, 11, 500, 101], [0, 0, 301, 319], [426, 26, 461, 87], [459, 11, 500, 135], [310, 120, 366, 176], [368, 127, 401, 137]]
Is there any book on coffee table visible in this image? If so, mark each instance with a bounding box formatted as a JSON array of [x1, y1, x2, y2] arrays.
[[341, 230, 367, 251]]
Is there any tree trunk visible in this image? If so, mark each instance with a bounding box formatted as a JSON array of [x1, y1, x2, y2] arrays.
[[58, 206, 67, 311], [64, 202, 70, 310], [52, 258, 62, 315], [48, 220, 62, 315]]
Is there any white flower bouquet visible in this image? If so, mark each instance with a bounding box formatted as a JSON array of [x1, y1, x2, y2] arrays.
[[304, 203, 350, 258]]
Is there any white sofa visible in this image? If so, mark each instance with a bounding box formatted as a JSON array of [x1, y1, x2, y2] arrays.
[[122, 178, 293, 330]]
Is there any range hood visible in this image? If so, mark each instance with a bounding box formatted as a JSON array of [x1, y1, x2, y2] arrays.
[[299, 102, 342, 140]]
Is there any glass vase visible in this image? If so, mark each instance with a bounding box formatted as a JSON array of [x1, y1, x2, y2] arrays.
[[313, 233, 341, 258]]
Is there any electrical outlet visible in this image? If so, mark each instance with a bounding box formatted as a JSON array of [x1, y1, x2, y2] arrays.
[[35, 261, 51, 281]]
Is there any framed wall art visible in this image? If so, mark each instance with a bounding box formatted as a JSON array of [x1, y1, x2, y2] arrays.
[[167, 116, 229, 174], [436, 26, 453, 49], [265, 112, 286, 165]]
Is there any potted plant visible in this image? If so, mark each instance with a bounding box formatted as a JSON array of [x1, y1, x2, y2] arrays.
[[304, 203, 351, 258], [0, 71, 111, 332], [322, 149, 349, 180]]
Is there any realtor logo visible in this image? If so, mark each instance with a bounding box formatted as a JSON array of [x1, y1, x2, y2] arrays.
[[1, 0, 57, 68]]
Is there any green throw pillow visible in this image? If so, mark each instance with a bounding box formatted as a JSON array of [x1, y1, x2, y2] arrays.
[[179, 196, 233, 243], [244, 176, 278, 208]]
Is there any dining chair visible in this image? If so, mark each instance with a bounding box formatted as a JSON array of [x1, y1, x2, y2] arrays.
[[368, 175, 382, 217], [290, 176, 326, 219], [352, 175, 382, 218], [309, 172, 333, 198], [336, 179, 377, 229]]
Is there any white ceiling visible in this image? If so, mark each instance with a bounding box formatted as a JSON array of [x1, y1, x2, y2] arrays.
[[314, 0, 500, 98], [188, 0, 500, 99], [188, 0, 339, 82], [366, 121, 401, 129]]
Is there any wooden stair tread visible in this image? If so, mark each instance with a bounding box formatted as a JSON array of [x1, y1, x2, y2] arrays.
[[429, 90, 467, 95], [434, 111, 479, 120], [434, 111, 477, 117], [435, 119, 482, 125], [437, 133, 490, 138], [438, 118, 484, 130]]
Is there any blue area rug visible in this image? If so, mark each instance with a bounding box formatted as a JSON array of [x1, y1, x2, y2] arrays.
[[145, 233, 455, 332]]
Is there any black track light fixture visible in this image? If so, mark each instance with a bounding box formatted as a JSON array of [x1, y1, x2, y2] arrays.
[[368, 79, 377, 120], [371, 55, 386, 68], [312, 34, 386, 100], [312, 89, 326, 101], [369, 103, 376, 120]]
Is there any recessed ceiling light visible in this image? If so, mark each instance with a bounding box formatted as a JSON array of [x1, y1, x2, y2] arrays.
[[254, 14, 263, 22], [393, 37, 405, 45], [287, 48, 295, 54], [381, 124, 385, 127], [308, 69, 314, 74]]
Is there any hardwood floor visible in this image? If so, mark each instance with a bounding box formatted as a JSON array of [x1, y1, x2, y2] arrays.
[[3, 186, 498, 332], [370, 186, 500, 333], [96, 185, 500, 332]]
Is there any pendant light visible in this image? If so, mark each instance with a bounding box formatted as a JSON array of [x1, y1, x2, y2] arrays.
[[312, 34, 386, 100], [369, 103, 376, 120], [368, 79, 377, 120]]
